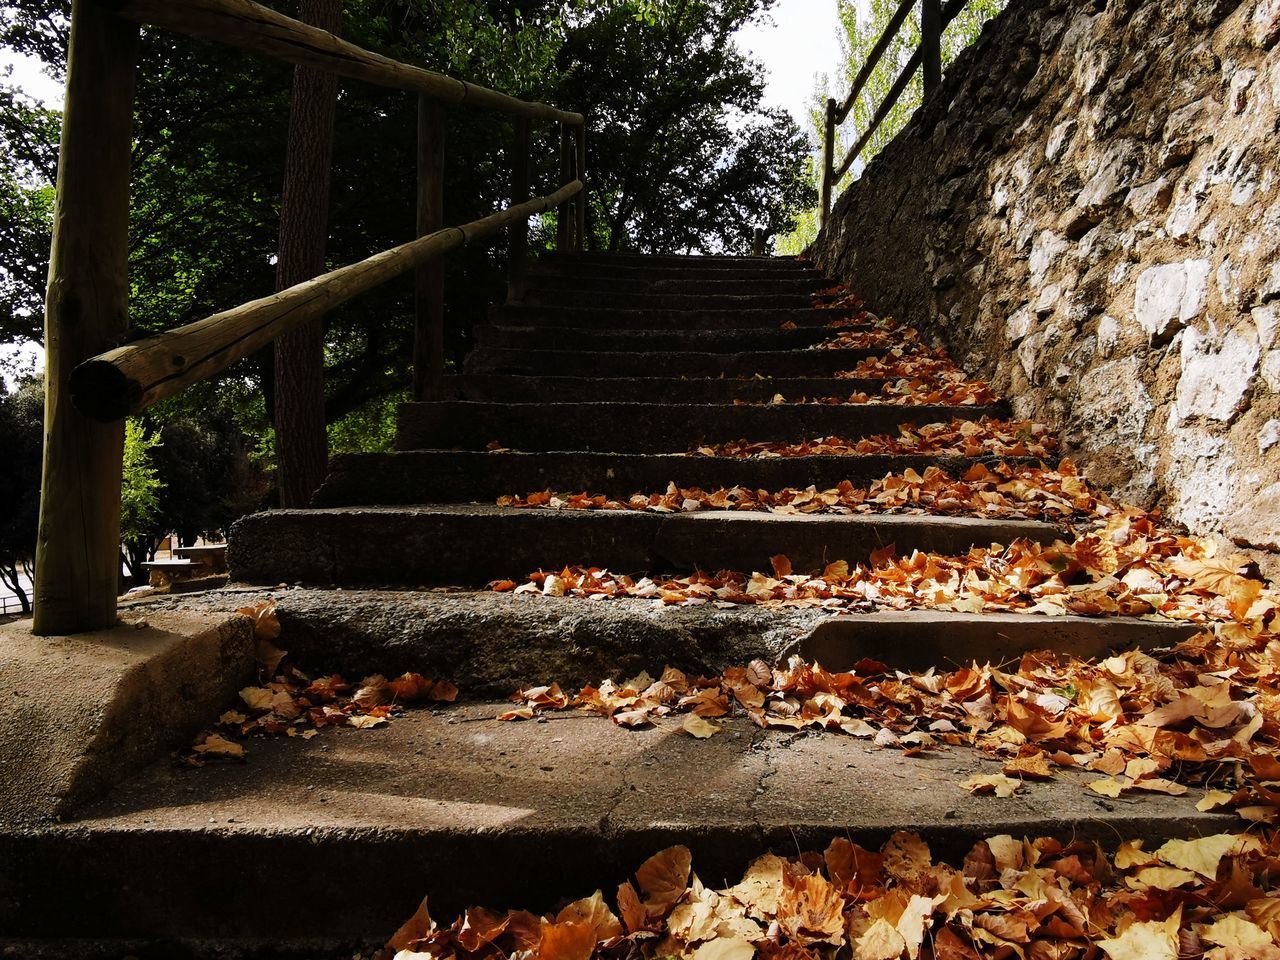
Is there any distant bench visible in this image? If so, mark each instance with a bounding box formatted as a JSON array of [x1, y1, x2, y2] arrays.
[[142, 544, 228, 588]]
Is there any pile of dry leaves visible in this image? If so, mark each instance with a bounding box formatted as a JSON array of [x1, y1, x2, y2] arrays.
[[739, 379, 1000, 407], [380, 833, 1280, 960], [493, 509, 1272, 624], [816, 328, 922, 352], [496, 461, 1112, 525], [836, 350, 969, 382], [692, 419, 1059, 460], [499, 618, 1280, 812], [187, 602, 457, 762]]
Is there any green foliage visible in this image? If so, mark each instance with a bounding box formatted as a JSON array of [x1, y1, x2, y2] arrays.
[[120, 420, 163, 544], [145, 413, 269, 544], [0, 83, 58, 343], [779, 0, 1007, 253], [0, 376, 41, 613]]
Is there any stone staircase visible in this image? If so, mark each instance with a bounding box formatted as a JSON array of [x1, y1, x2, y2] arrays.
[[3, 254, 1229, 956], [229, 254, 1048, 592]]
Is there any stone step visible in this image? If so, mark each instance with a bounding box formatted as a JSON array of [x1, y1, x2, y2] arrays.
[[523, 273, 831, 296], [464, 346, 888, 378], [442, 374, 884, 404], [475, 324, 849, 354], [313, 450, 1043, 506], [540, 252, 815, 272], [395, 400, 1004, 453], [522, 289, 822, 311], [227, 505, 1060, 587], [5, 693, 1230, 949], [170, 588, 1203, 693], [488, 303, 855, 329]]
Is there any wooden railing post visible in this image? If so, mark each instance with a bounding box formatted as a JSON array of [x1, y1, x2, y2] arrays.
[[507, 116, 531, 302], [413, 95, 445, 401], [574, 125, 587, 252], [33, 0, 140, 635], [557, 122, 573, 251], [921, 0, 942, 95], [820, 97, 836, 227]]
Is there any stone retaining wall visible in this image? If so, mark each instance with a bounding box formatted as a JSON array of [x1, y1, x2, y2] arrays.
[[812, 0, 1280, 571]]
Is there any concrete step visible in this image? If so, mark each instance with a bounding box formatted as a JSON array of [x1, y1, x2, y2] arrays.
[[313, 450, 1043, 506], [395, 401, 1004, 453], [474, 324, 851, 354], [523, 273, 831, 296], [488, 303, 856, 329], [5, 695, 1230, 949], [463, 346, 889, 378], [441, 374, 885, 404], [227, 505, 1060, 587], [522, 289, 822, 311]]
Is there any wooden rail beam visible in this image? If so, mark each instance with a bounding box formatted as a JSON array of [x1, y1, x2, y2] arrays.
[[70, 181, 584, 421], [34, 0, 140, 635], [833, 0, 915, 125], [413, 96, 445, 402], [102, 0, 585, 125]]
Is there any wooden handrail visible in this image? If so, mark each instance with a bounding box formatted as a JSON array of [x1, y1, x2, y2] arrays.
[[37, 0, 590, 634], [103, 0, 585, 125], [832, 0, 915, 126], [69, 180, 584, 421], [821, 0, 968, 222]]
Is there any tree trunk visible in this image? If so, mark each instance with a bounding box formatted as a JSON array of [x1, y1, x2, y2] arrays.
[[273, 0, 340, 508], [1, 563, 31, 616]]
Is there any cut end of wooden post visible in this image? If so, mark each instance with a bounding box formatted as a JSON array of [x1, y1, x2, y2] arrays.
[[69, 359, 142, 423]]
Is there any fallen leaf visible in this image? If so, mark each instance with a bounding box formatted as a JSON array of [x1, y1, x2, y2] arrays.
[[682, 714, 722, 739]]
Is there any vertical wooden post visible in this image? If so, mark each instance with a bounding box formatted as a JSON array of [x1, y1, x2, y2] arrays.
[[820, 97, 836, 228], [507, 116, 531, 303], [33, 0, 140, 635], [921, 0, 942, 96], [273, 0, 340, 509], [557, 122, 573, 251], [413, 96, 445, 401], [574, 124, 587, 253], [752, 228, 765, 257]]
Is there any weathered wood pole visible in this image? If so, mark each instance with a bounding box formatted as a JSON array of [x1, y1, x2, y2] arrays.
[[507, 116, 531, 302], [557, 122, 573, 251], [413, 96, 445, 401], [820, 97, 836, 227], [574, 125, 587, 252], [753, 228, 765, 257], [921, 0, 942, 95], [33, 1, 140, 635], [273, 0, 340, 509]]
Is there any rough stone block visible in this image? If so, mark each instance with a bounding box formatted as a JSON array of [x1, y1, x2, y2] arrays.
[[1175, 325, 1260, 422], [1134, 260, 1210, 340], [0, 610, 254, 825]]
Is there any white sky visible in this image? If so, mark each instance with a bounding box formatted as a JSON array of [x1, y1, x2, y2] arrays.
[[736, 0, 846, 131], [1, 49, 62, 107]]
